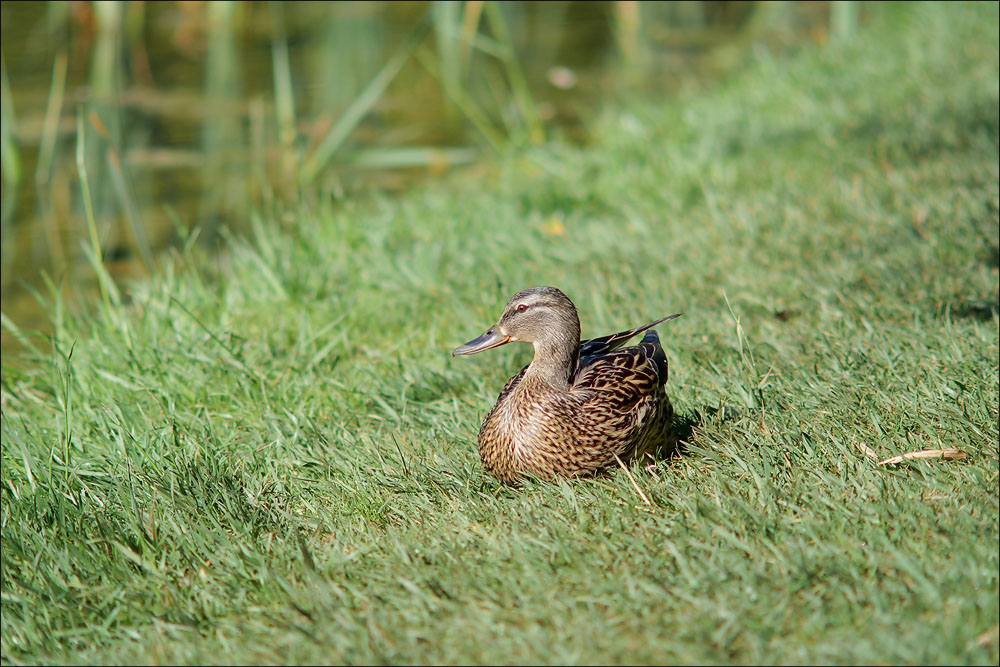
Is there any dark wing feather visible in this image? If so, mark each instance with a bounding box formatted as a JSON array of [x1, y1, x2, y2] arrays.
[[575, 313, 680, 380], [579, 313, 681, 363], [638, 328, 669, 385]]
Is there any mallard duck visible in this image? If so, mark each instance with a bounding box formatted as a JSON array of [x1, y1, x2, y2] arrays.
[[453, 286, 681, 484]]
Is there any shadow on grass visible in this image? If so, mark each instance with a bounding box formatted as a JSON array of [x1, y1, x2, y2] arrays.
[[947, 299, 1000, 322], [651, 404, 746, 461]]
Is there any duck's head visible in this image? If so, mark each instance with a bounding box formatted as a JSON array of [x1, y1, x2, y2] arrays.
[[453, 286, 581, 358]]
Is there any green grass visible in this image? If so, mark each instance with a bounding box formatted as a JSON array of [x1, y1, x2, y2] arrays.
[[2, 2, 998, 664]]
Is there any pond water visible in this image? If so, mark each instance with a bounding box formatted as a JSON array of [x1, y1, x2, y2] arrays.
[[0, 1, 833, 353]]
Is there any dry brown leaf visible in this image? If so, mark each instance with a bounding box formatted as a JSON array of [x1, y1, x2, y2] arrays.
[[877, 448, 968, 466], [973, 624, 999, 648], [857, 442, 879, 459]]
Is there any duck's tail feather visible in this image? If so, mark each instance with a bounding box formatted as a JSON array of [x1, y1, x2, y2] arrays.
[[639, 328, 670, 385], [579, 313, 681, 361]]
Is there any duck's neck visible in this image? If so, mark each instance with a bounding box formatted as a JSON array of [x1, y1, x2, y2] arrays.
[[525, 335, 580, 392]]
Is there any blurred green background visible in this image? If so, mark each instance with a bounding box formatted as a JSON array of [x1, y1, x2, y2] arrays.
[[0, 1, 852, 352]]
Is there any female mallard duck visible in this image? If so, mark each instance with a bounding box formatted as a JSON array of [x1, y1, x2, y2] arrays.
[[453, 286, 680, 484]]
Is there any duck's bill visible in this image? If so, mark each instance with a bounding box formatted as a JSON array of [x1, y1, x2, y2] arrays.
[[452, 327, 511, 356]]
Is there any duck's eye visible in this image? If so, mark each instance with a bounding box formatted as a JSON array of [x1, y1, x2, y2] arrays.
[[516, 303, 528, 313]]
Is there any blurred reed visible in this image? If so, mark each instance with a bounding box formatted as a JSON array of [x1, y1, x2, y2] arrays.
[[1, 51, 20, 267], [0, 1, 848, 352]]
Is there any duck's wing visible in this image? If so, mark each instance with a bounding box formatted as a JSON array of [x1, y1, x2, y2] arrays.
[[572, 328, 671, 409], [579, 313, 681, 362], [577, 313, 680, 375]]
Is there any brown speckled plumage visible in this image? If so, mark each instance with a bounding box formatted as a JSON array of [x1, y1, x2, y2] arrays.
[[453, 286, 680, 484]]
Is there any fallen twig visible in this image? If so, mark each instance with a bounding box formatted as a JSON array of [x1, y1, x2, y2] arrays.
[[877, 448, 967, 466], [614, 454, 651, 505], [858, 442, 967, 465]]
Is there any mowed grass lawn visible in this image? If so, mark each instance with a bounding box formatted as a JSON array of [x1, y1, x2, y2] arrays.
[[2, 2, 998, 665]]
